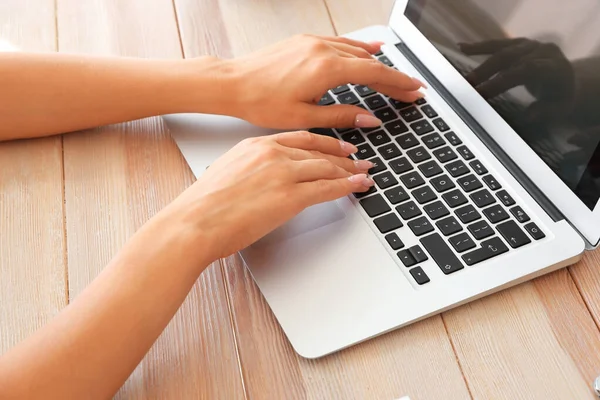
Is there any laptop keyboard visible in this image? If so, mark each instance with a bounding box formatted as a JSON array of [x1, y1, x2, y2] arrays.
[[310, 51, 546, 286]]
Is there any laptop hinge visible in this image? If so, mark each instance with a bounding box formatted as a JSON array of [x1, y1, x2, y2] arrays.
[[395, 42, 565, 224]]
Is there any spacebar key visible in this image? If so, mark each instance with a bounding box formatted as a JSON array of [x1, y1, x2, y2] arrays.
[[420, 233, 464, 275]]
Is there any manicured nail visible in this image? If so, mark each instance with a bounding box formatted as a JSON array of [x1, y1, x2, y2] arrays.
[[355, 114, 382, 128], [340, 140, 358, 154], [354, 159, 374, 171], [349, 173, 374, 187], [412, 77, 428, 89]]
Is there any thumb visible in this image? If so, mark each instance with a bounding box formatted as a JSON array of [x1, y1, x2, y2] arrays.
[[304, 104, 383, 129]]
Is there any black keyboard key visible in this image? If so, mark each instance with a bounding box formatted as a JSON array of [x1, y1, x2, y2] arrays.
[[410, 120, 434, 136], [433, 146, 458, 163], [396, 201, 422, 220], [309, 128, 337, 138], [397, 250, 416, 267], [378, 143, 402, 160], [360, 194, 391, 217], [469, 160, 488, 175], [400, 106, 423, 122], [408, 216, 435, 236], [432, 117, 450, 132], [332, 85, 350, 95], [368, 157, 387, 174], [385, 232, 405, 250], [442, 189, 468, 208], [396, 133, 419, 149], [341, 130, 365, 145], [424, 201, 449, 220], [406, 146, 431, 163], [412, 185, 437, 204], [468, 220, 495, 240], [483, 175, 502, 191], [462, 237, 508, 266], [409, 245, 428, 263], [361, 126, 379, 134], [378, 55, 393, 66], [384, 120, 409, 136], [457, 145, 474, 160], [374, 50, 383, 57], [318, 92, 335, 106], [374, 171, 398, 189], [497, 220, 531, 248], [470, 189, 495, 208], [421, 105, 438, 118], [525, 222, 545, 240], [457, 174, 482, 193], [436, 216, 462, 236], [400, 171, 425, 189], [356, 143, 376, 159], [415, 98, 427, 105], [337, 127, 353, 134], [444, 131, 462, 146], [420, 233, 464, 275], [497, 190, 515, 206], [338, 92, 360, 105], [446, 160, 469, 177], [374, 213, 403, 233], [449, 233, 476, 253], [419, 160, 443, 178], [390, 99, 412, 109], [410, 267, 430, 285], [374, 107, 397, 123], [389, 157, 413, 174], [367, 130, 391, 146], [430, 174, 456, 193], [455, 204, 481, 224], [353, 185, 377, 199], [385, 186, 410, 204], [355, 85, 375, 97], [365, 94, 387, 110], [483, 204, 509, 224], [510, 206, 530, 223], [422, 133, 445, 149]]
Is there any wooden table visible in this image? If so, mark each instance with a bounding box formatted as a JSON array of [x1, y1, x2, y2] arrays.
[[3, 1, 600, 399]]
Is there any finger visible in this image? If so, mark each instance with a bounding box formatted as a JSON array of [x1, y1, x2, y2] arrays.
[[340, 58, 423, 92], [370, 83, 425, 102], [308, 35, 381, 54], [466, 40, 537, 86], [293, 159, 353, 183], [285, 147, 374, 173], [326, 41, 373, 59], [298, 173, 375, 205], [300, 104, 383, 129], [475, 63, 532, 98], [459, 38, 529, 55], [273, 130, 359, 157]]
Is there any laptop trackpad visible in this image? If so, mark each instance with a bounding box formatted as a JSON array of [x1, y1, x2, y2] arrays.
[[252, 201, 346, 248]]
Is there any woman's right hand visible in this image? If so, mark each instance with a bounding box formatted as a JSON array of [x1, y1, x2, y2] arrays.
[[164, 131, 375, 261]]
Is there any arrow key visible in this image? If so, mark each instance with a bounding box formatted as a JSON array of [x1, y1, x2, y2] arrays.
[[462, 237, 509, 266], [497, 220, 531, 248]]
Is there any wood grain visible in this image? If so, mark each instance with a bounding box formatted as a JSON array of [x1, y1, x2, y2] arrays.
[[0, 1, 67, 354], [324, 0, 394, 34], [56, 1, 244, 398], [175, 1, 471, 398]]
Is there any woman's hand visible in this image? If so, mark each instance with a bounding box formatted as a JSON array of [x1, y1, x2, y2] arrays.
[[208, 34, 425, 130], [165, 130, 375, 260]]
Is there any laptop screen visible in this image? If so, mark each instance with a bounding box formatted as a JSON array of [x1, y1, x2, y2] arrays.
[[405, 0, 600, 210]]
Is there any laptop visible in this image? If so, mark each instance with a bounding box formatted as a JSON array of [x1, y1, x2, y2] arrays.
[[163, 0, 600, 358]]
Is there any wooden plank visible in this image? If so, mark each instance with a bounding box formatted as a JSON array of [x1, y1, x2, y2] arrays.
[[0, 1, 67, 354], [56, 1, 245, 398], [175, 1, 471, 398], [324, 0, 394, 34]]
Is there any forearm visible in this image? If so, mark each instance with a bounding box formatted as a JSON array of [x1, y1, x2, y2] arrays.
[[0, 53, 231, 140], [0, 205, 216, 399]]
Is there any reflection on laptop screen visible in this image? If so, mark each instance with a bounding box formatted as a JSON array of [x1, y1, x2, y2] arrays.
[[406, 0, 600, 210]]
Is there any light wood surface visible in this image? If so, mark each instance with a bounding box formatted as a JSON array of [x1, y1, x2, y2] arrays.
[[2, 1, 600, 399]]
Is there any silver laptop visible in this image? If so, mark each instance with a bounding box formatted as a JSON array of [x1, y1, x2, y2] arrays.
[[164, 0, 600, 358]]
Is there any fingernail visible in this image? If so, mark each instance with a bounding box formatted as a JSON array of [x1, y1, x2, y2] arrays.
[[412, 77, 428, 89], [354, 159, 374, 171], [355, 114, 382, 128], [349, 173, 374, 187], [340, 140, 358, 154]]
